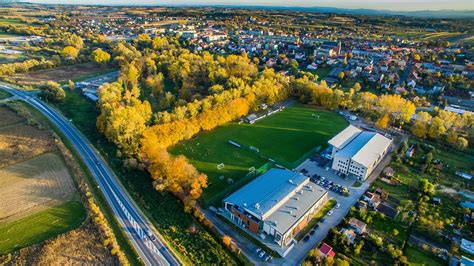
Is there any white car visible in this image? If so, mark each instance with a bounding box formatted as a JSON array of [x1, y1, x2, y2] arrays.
[[327, 210, 334, 216], [335, 203, 341, 209]]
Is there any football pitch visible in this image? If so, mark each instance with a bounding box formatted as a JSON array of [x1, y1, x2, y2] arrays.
[[170, 103, 348, 206]]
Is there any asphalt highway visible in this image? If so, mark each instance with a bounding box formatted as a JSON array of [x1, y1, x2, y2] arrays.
[[0, 85, 180, 266]]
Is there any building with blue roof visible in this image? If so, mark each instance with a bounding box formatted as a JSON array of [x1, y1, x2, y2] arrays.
[[223, 168, 328, 247], [328, 125, 392, 180]]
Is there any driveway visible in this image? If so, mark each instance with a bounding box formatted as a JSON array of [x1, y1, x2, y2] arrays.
[[271, 162, 370, 265]]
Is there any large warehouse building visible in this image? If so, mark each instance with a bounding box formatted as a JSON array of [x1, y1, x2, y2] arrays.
[[328, 125, 392, 181], [223, 169, 328, 248]]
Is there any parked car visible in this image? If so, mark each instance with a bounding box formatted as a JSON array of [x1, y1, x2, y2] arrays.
[[336, 203, 341, 208], [259, 251, 266, 258], [303, 235, 310, 242], [309, 230, 315, 236], [256, 248, 262, 253], [327, 210, 334, 216]]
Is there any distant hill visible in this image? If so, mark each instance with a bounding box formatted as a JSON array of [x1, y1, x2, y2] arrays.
[[180, 4, 474, 19]]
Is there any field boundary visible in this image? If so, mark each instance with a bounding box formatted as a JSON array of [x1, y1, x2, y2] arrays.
[[5, 100, 142, 265]]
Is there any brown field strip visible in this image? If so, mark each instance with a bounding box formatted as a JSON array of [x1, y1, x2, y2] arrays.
[[0, 153, 76, 224], [0, 106, 24, 128], [11, 62, 111, 85], [0, 122, 55, 168]]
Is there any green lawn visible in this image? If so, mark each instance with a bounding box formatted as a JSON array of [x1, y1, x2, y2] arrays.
[[0, 201, 86, 255], [0, 19, 26, 26], [405, 245, 446, 266], [171, 103, 348, 206], [308, 66, 333, 79], [0, 89, 11, 100], [370, 215, 409, 245]]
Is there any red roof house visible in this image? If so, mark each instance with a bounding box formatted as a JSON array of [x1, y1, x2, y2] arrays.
[[319, 242, 335, 258]]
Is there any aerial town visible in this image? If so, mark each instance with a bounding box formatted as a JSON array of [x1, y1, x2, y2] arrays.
[[0, 2, 472, 266]]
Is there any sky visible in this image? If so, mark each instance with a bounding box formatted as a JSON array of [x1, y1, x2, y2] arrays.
[[25, 0, 473, 11]]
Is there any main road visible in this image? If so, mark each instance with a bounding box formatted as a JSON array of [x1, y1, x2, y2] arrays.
[[0, 84, 180, 266]]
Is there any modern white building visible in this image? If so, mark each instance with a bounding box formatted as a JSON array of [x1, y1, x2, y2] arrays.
[[223, 169, 328, 248], [328, 125, 392, 181]]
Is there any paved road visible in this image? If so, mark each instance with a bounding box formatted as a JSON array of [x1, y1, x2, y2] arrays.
[[0, 85, 180, 266]]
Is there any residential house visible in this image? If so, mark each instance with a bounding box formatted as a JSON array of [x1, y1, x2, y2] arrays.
[[348, 217, 367, 234], [319, 242, 335, 258], [363, 191, 381, 208], [342, 228, 357, 244]]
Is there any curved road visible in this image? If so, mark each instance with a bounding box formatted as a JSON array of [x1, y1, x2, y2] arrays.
[[0, 85, 180, 266]]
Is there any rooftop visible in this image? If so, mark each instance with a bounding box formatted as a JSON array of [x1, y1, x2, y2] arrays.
[[351, 133, 392, 167], [328, 125, 362, 150], [349, 217, 367, 230], [224, 169, 308, 219], [266, 180, 327, 234], [330, 125, 392, 168]]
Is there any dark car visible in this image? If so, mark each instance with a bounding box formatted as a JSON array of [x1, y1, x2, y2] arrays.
[[309, 230, 315, 236], [303, 235, 310, 242]]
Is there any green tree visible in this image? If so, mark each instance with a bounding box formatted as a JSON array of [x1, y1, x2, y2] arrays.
[[40, 81, 66, 102], [419, 179, 435, 196]]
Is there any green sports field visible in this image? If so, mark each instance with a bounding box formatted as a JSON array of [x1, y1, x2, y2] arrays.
[[0, 201, 86, 255], [170, 103, 348, 206]]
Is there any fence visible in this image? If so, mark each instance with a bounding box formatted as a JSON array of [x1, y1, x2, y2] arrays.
[[205, 161, 275, 208]]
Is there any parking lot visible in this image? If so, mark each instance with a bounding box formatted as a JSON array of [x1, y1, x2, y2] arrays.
[[274, 159, 371, 265]]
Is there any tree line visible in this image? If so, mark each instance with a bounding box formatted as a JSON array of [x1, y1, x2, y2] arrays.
[[95, 34, 472, 214]]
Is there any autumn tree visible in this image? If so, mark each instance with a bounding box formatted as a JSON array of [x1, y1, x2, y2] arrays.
[[455, 137, 468, 150], [377, 94, 415, 126], [68, 79, 75, 91], [376, 113, 390, 129], [140, 139, 208, 211], [338, 71, 345, 80], [96, 82, 152, 155], [411, 111, 432, 138], [61, 46, 79, 59], [92, 48, 111, 66], [145, 73, 164, 97], [64, 34, 83, 49]]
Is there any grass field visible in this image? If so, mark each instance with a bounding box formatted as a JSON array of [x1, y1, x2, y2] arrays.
[[171, 103, 348, 206], [405, 245, 446, 266], [0, 201, 86, 255], [0, 18, 26, 26], [0, 53, 28, 64], [0, 105, 84, 256], [0, 90, 11, 100]]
